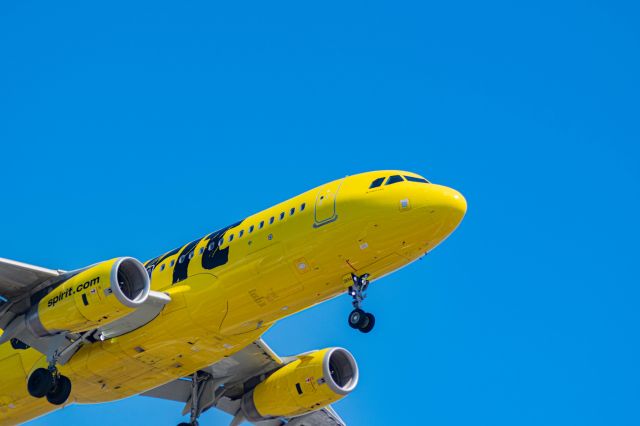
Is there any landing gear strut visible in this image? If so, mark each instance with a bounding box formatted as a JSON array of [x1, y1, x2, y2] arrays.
[[27, 365, 72, 405], [348, 273, 375, 333], [26, 331, 91, 405], [177, 371, 210, 426]]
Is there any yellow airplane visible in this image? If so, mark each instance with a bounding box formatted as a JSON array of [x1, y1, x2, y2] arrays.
[[0, 170, 466, 426]]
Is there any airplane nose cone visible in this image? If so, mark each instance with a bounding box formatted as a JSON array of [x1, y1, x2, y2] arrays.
[[442, 186, 467, 220], [422, 184, 467, 238]]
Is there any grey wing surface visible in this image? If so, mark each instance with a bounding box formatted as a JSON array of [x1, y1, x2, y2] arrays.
[[0, 257, 62, 329]]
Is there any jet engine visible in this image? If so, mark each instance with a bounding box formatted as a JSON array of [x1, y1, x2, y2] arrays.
[[241, 347, 358, 421], [26, 257, 150, 336]]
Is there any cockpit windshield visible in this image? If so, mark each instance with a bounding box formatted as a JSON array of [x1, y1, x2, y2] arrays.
[[368, 174, 430, 189], [386, 175, 404, 185], [404, 175, 430, 183], [369, 177, 385, 189]]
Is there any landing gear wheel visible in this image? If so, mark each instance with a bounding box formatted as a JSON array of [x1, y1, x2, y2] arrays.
[[27, 368, 54, 398], [348, 273, 376, 332], [46, 375, 72, 405], [348, 309, 367, 329], [358, 313, 376, 333]]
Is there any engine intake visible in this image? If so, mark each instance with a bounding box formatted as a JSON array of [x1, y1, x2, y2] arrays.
[[27, 257, 150, 336], [111, 257, 149, 308], [241, 347, 358, 421], [325, 347, 358, 395]]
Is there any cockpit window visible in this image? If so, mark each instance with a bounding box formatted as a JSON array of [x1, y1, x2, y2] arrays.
[[404, 175, 430, 184], [386, 175, 404, 185], [369, 177, 385, 189]]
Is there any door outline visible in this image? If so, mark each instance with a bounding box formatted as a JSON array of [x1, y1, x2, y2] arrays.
[[313, 179, 344, 228]]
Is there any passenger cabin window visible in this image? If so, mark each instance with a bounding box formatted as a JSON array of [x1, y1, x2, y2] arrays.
[[269, 217, 275, 225], [404, 175, 430, 184], [229, 234, 234, 242], [179, 255, 185, 264], [369, 177, 385, 189], [279, 212, 285, 220], [249, 225, 254, 233], [160, 264, 165, 271], [386, 175, 404, 185], [218, 238, 224, 247], [290, 207, 295, 216], [301, 203, 306, 211], [239, 230, 244, 238], [208, 242, 215, 251], [170, 260, 175, 267], [259, 221, 264, 229]]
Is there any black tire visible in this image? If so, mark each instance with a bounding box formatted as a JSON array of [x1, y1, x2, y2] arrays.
[[46, 375, 72, 405], [27, 368, 54, 398], [348, 309, 367, 329], [359, 313, 376, 333]]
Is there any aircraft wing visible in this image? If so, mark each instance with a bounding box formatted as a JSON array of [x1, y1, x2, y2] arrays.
[[142, 339, 347, 426], [0, 257, 63, 329], [0, 257, 170, 365], [0, 257, 61, 300]]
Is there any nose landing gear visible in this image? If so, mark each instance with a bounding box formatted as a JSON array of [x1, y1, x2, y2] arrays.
[[348, 273, 375, 333]]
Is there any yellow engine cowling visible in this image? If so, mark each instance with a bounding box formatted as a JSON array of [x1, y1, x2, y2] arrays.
[[241, 347, 359, 421], [26, 257, 150, 336]]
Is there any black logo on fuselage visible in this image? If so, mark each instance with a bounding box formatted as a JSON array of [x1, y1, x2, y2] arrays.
[[144, 221, 242, 285], [47, 276, 100, 307]]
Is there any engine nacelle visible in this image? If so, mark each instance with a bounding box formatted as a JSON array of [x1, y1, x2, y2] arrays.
[[26, 257, 150, 336], [241, 347, 358, 421]]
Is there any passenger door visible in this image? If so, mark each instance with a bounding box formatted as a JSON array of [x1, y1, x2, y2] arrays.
[[313, 178, 344, 227]]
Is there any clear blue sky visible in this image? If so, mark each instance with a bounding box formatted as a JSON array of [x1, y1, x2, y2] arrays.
[[1, 1, 638, 425]]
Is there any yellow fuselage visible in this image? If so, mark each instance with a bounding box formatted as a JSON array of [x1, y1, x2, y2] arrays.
[[0, 170, 466, 425]]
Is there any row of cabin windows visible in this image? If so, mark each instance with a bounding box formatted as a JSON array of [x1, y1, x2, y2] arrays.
[[217, 201, 306, 246], [159, 259, 176, 271], [156, 202, 308, 271], [209, 203, 307, 248], [369, 174, 430, 189]]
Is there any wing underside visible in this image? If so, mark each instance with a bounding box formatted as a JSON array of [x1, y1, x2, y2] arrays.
[[0, 257, 61, 300], [142, 339, 347, 425], [0, 257, 62, 330]]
